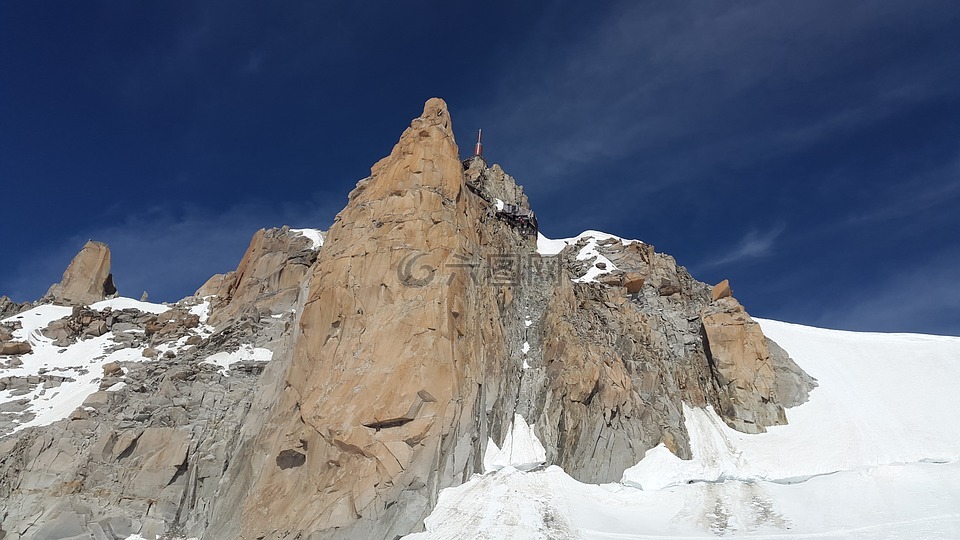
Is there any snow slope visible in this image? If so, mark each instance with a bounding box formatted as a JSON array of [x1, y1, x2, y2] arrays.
[[407, 319, 960, 539], [537, 231, 643, 283], [201, 344, 273, 375], [536, 230, 642, 257], [483, 414, 547, 472], [0, 299, 171, 433]]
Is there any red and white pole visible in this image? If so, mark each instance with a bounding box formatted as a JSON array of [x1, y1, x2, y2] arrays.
[[474, 129, 483, 157]]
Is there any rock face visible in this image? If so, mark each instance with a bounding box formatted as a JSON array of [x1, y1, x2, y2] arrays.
[[0, 270, 314, 539], [701, 296, 786, 433], [0, 98, 816, 540], [221, 98, 519, 539], [528, 244, 716, 480], [198, 227, 320, 328], [45, 240, 117, 306], [217, 99, 815, 538], [0, 296, 30, 320]]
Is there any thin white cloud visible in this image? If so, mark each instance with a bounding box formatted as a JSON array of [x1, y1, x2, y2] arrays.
[[845, 155, 960, 226], [697, 223, 787, 270], [813, 248, 960, 335], [468, 0, 958, 199], [240, 50, 266, 74]]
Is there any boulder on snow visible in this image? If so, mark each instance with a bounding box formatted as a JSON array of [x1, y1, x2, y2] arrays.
[[102, 362, 123, 377], [0, 341, 31, 355]]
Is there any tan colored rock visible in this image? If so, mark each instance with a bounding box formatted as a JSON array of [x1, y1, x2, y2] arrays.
[[598, 274, 623, 287], [711, 279, 732, 301], [103, 362, 122, 377], [622, 272, 645, 294], [46, 240, 117, 306], [204, 227, 318, 327], [234, 98, 513, 539], [119, 427, 191, 499], [195, 272, 233, 299], [84, 319, 108, 337], [82, 391, 111, 409], [0, 341, 31, 355], [701, 296, 784, 433]]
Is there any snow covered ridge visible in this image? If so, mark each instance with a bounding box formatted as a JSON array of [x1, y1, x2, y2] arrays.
[[408, 319, 960, 539], [0, 296, 272, 436], [536, 230, 642, 256], [536, 230, 643, 283]]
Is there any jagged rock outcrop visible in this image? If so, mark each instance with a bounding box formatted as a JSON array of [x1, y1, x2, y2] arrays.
[[701, 296, 789, 432], [45, 240, 117, 306], [198, 227, 320, 328], [527, 243, 716, 480], [0, 321, 31, 357], [0, 296, 30, 320], [711, 278, 732, 301], [220, 98, 518, 539]]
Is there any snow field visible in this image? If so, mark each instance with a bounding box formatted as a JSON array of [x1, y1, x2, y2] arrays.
[[0, 296, 272, 433], [409, 319, 960, 538]]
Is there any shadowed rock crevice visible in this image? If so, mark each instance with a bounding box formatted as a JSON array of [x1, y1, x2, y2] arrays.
[[276, 449, 306, 470], [363, 418, 415, 430]]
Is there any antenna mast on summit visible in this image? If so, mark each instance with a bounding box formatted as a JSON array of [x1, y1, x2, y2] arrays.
[[474, 129, 483, 157]]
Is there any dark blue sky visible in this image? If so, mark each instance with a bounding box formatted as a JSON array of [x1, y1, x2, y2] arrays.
[[2, 1, 958, 335]]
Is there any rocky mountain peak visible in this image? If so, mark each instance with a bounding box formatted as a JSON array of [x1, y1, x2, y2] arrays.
[[353, 97, 460, 206], [44, 240, 117, 306]]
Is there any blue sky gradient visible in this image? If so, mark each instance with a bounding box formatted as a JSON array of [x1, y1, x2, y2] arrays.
[[2, 1, 958, 334]]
